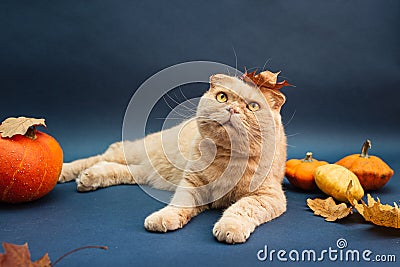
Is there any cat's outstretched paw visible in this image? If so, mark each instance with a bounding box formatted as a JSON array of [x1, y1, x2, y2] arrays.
[[58, 163, 78, 183], [213, 217, 252, 244], [144, 208, 184, 232], [76, 169, 101, 192]]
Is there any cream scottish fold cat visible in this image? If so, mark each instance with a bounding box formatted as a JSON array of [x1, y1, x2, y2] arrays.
[[59, 71, 288, 244]]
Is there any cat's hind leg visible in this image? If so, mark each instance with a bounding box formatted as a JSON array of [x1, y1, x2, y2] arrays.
[[76, 162, 143, 192]]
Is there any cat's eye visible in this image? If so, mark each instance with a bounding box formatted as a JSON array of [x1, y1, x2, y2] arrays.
[[247, 102, 260, 111], [216, 92, 228, 103]]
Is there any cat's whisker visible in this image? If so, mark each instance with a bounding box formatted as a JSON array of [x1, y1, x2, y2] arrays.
[[163, 92, 182, 107], [172, 111, 193, 118], [173, 91, 198, 113], [162, 95, 174, 111], [155, 117, 189, 120], [226, 67, 231, 76], [172, 92, 196, 112], [262, 58, 271, 71], [287, 143, 296, 148], [178, 87, 198, 108], [283, 110, 296, 127], [165, 92, 196, 112], [286, 132, 301, 138], [163, 94, 197, 119], [246, 66, 258, 72], [231, 45, 238, 77], [162, 95, 193, 119]]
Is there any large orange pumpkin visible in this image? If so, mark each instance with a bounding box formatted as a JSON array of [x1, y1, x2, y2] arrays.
[[336, 139, 394, 191], [0, 117, 63, 203]]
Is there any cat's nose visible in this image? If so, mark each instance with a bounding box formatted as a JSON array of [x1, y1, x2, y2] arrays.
[[227, 107, 240, 114]]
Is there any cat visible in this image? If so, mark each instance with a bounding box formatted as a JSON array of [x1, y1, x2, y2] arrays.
[[59, 71, 288, 244]]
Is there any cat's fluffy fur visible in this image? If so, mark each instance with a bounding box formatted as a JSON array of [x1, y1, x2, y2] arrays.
[[59, 74, 287, 244]]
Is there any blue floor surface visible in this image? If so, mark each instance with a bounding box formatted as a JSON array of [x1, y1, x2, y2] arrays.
[[1, 155, 399, 267]]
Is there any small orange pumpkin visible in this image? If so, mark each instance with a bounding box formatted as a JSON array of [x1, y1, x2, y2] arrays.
[[0, 117, 63, 203], [286, 152, 329, 190], [336, 139, 394, 191]]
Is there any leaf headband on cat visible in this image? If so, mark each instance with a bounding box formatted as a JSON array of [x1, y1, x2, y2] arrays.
[[241, 69, 293, 91]]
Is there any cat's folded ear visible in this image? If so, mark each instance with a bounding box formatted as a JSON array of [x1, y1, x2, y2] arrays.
[[263, 89, 286, 111], [210, 74, 230, 88]]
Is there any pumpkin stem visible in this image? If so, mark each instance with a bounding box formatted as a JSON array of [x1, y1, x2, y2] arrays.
[[302, 152, 314, 162], [25, 126, 37, 140], [360, 139, 371, 158]]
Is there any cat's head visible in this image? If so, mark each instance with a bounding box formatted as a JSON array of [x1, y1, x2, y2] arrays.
[[196, 74, 285, 156]]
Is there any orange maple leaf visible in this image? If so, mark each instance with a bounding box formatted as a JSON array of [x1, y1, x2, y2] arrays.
[[0, 242, 108, 267], [0, 242, 51, 267], [242, 69, 293, 90]]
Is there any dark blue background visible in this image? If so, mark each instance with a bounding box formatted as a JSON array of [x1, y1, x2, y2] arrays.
[[1, 1, 399, 266]]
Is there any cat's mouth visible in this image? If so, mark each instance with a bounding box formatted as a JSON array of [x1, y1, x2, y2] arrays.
[[198, 112, 242, 133], [221, 114, 240, 129], [222, 118, 233, 126]]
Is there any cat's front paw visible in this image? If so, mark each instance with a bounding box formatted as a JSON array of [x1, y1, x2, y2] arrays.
[[76, 169, 101, 192], [144, 208, 184, 232], [58, 163, 78, 183], [213, 217, 252, 244]]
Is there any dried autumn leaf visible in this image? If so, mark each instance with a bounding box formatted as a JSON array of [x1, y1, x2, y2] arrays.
[[0, 242, 51, 267], [307, 197, 352, 222], [347, 181, 400, 228], [242, 70, 293, 90], [357, 194, 400, 229], [0, 242, 107, 267], [0, 117, 46, 139]]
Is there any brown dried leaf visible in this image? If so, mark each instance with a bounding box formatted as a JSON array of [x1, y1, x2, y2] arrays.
[[0, 242, 51, 267], [347, 180, 400, 228], [358, 194, 400, 228], [0, 117, 46, 138], [307, 197, 352, 222], [242, 70, 293, 90]]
